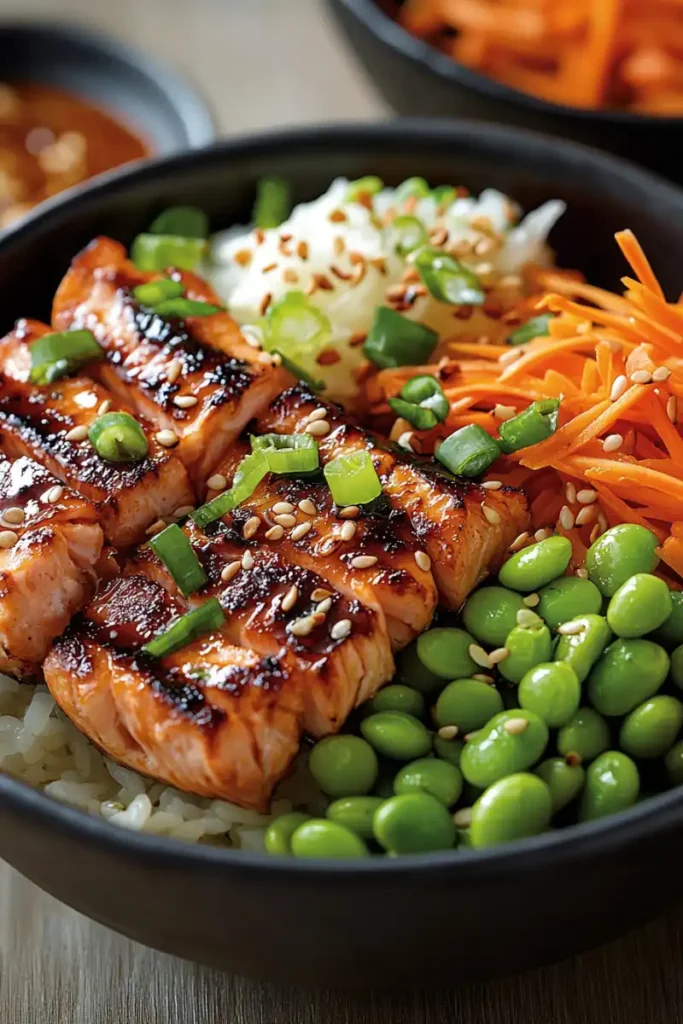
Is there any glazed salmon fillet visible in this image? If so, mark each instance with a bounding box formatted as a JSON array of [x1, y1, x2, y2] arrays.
[[43, 575, 301, 810], [258, 386, 529, 609], [0, 454, 103, 677], [211, 439, 438, 649], [0, 320, 195, 547], [51, 237, 290, 485], [130, 518, 394, 737]]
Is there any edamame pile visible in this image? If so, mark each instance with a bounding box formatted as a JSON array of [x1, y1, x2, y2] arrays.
[[266, 524, 683, 859]]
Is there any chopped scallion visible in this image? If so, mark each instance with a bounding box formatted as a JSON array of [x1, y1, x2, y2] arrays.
[[143, 598, 225, 658], [363, 306, 438, 370], [88, 412, 149, 463], [388, 375, 449, 430], [191, 450, 269, 529], [272, 350, 325, 392], [414, 247, 485, 306], [324, 450, 382, 506], [498, 399, 560, 453], [29, 329, 103, 385], [262, 290, 331, 382], [346, 176, 384, 203], [431, 185, 456, 208], [436, 424, 501, 478], [385, 215, 428, 256], [253, 177, 292, 229], [508, 314, 554, 346], [130, 234, 207, 272], [395, 177, 430, 202], [251, 433, 319, 474], [153, 297, 223, 318], [133, 279, 185, 307], [149, 206, 209, 239], [149, 523, 207, 596]]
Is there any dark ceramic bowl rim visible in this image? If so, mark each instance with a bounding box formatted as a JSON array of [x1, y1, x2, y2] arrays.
[[335, 0, 683, 127], [0, 18, 216, 148], [2, 119, 683, 876]]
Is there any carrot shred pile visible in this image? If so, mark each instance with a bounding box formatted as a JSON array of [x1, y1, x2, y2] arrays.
[[398, 0, 683, 115], [363, 229, 683, 578]]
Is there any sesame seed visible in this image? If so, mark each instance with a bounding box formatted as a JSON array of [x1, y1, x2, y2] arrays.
[[330, 619, 352, 641], [316, 597, 332, 615], [504, 718, 529, 736], [145, 519, 166, 537], [509, 531, 530, 552], [262, 261, 278, 274], [297, 240, 309, 260], [207, 474, 227, 491], [602, 433, 623, 453], [306, 407, 328, 423], [517, 608, 541, 629], [652, 366, 671, 382], [397, 431, 414, 451], [253, 228, 265, 245], [97, 399, 112, 416], [534, 528, 552, 542], [610, 375, 628, 402], [333, 235, 345, 256], [494, 403, 516, 421], [565, 481, 577, 504], [298, 499, 317, 516], [281, 585, 299, 612], [523, 593, 540, 607], [273, 501, 294, 514], [155, 429, 179, 448], [576, 489, 598, 504], [291, 522, 312, 541], [65, 425, 88, 442], [488, 647, 510, 665], [0, 530, 18, 549], [468, 644, 492, 669], [166, 358, 182, 384], [319, 537, 341, 555], [557, 620, 585, 636], [482, 505, 500, 525], [453, 808, 472, 828], [438, 725, 459, 740], [265, 525, 284, 540], [289, 616, 315, 637], [482, 480, 502, 491], [449, 395, 475, 415], [339, 506, 360, 519], [629, 369, 652, 384], [306, 420, 330, 437], [559, 505, 575, 530], [273, 513, 296, 528], [575, 567, 588, 579], [243, 515, 261, 540], [242, 550, 254, 570], [575, 505, 597, 527], [414, 550, 431, 572], [234, 249, 252, 267], [174, 505, 195, 519], [221, 561, 241, 582], [259, 292, 272, 316], [351, 554, 378, 569], [340, 521, 357, 542], [667, 396, 678, 423], [173, 395, 198, 409], [463, 731, 479, 742], [1, 506, 24, 525], [589, 523, 602, 544], [328, 208, 347, 223]]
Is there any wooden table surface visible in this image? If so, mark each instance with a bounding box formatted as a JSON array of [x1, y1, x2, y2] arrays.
[[1, 1, 682, 1021]]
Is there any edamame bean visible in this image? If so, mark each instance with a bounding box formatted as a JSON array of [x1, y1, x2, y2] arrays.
[[537, 576, 602, 631], [585, 524, 660, 597], [653, 591, 683, 649], [557, 707, 610, 763], [618, 696, 683, 759], [397, 641, 443, 693], [671, 645, 683, 690], [264, 812, 311, 855], [433, 735, 464, 766], [665, 739, 683, 785], [373, 793, 456, 853], [518, 661, 581, 727], [469, 773, 552, 848], [308, 735, 378, 797], [434, 679, 504, 733], [499, 536, 572, 592], [360, 711, 432, 760], [606, 573, 672, 638], [460, 709, 549, 788], [291, 819, 370, 858], [417, 627, 478, 679], [368, 684, 426, 718], [498, 619, 552, 683], [394, 757, 463, 807], [554, 614, 611, 683], [534, 757, 585, 813], [326, 796, 383, 839], [587, 638, 670, 716], [462, 587, 526, 647], [578, 751, 640, 821]]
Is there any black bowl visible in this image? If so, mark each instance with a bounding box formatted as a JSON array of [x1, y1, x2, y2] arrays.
[[329, 0, 683, 182], [0, 20, 215, 155], [1, 122, 683, 988]]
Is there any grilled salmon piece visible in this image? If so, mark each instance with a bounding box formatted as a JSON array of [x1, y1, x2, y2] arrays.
[[0, 454, 103, 678], [211, 441, 437, 649], [43, 574, 301, 810], [258, 386, 529, 608], [131, 519, 394, 736], [0, 320, 195, 548], [51, 237, 290, 485]]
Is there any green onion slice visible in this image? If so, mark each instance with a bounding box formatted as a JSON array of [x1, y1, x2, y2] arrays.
[[436, 424, 501, 478], [253, 176, 292, 229], [346, 176, 384, 203], [149, 523, 207, 596], [498, 399, 560, 453], [385, 215, 428, 257], [131, 234, 207, 272], [388, 375, 449, 430], [363, 306, 438, 370], [431, 185, 456, 208], [191, 450, 269, 529], [414, 247, 485, 306], [508, 314, 555, 346], [153, 297, 223, 318], [133, 279, 185, 307], [29, 330, 103, 385], [273, 349, 324, 392], [324, 450, 382, 506], [149, 206, 209, 239], [251, 433, 319, 474], [143, 598, 225, 658], [88, 412, 150, 463], [395, 177, 430, 202], [262, 290, 331, 376]]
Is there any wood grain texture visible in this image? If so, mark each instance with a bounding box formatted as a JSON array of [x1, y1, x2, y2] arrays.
[[1, 1, 682, 1021]]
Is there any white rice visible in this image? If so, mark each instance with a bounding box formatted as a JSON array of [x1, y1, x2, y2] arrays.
[[208, 178, 565, 403], [0, 675, 324, 848]]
